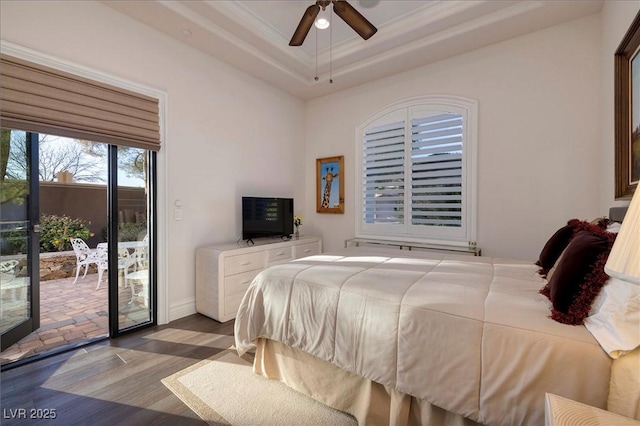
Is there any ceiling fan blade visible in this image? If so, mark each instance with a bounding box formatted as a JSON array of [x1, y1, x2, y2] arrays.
[[289, 4, 320, 46], [331, 0, 377, 40]]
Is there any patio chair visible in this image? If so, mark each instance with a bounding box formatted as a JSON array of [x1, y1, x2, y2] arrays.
[[94, 244, 108, 290], [94, 242, 138, 290], [0, 259, 19, 274], [70, 238, 104, 286], [131, 234, 149, 270], [125, 268, 149, 308]]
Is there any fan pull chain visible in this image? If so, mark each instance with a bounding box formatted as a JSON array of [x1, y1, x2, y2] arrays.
[[329, 5, 333, 84], [314, 25, 319, 81]]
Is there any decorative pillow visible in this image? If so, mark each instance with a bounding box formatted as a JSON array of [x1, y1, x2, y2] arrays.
[[585, 277, 640, 358], [535, 219, 582, 276], [536, 218, 613, 278], [545, 247, 567, 282], [539, 222, 616, 325]]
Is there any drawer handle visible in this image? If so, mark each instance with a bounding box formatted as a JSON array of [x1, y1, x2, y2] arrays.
[[275, 252, 284, 256], [240, 261, 251, 266], [303, 249, 311, 253]]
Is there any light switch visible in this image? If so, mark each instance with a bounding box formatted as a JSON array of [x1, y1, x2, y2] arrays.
[[174, 208, 183, 221]]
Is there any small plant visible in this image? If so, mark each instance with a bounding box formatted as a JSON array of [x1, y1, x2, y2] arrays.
[[39, 214, 90, 252], [294, 215, 303, 228]]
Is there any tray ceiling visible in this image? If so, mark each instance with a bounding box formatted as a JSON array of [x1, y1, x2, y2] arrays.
[[103, 0, 603, 100]]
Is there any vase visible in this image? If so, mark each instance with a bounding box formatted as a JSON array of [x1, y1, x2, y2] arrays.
[[295, 228, 300, 239]]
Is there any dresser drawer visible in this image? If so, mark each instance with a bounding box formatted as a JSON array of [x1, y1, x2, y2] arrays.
[[225, 291, 246, 317], [295, 242, 321, 259], [224, 252, 264, 276], [196, 236, 322, 322], [226, 269, 260, 296], [267, 246, 293, 264]]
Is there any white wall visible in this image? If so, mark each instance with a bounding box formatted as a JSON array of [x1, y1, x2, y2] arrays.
[[0, 0, 305, 322], [304, 14, 605, 260], [2, 0, 637, 321]]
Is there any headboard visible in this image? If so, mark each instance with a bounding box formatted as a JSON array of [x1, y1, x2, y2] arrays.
[[609, 206, 629, 223]]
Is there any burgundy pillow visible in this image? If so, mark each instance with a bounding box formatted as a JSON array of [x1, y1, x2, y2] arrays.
[[536, 219, 581, 275], [540, 223, 616, 325]]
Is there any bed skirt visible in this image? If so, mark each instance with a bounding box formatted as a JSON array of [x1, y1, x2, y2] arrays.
[[253, 338, 481, 426], [608, 346, 640, 419]]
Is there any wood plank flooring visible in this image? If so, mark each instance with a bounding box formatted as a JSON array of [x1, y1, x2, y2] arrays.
[[1, 314, 236, 425]]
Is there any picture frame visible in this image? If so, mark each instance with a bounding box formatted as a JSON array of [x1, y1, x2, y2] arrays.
[[614, 10, 640, 199], [316, 156, 344, 214]]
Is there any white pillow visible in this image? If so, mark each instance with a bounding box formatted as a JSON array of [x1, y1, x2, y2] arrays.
[[585, 277, 640, 359], [607, 222, 622, 233]]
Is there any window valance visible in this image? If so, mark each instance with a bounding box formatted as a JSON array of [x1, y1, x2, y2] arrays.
[[0, 54, 160, 151]]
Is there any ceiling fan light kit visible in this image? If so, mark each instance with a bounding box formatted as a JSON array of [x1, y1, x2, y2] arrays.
[[314, 17, 330, 30]]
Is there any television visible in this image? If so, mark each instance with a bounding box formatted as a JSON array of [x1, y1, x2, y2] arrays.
[[242, 197, 293, 242]]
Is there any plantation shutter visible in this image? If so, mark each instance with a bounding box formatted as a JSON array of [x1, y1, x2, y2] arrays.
[[410, 112, 463, 228], [357, 97, 477, 244], [362, 120, 406, 224], [0, 54, 160, 151]]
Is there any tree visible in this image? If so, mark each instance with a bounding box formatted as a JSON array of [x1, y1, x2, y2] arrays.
[[2, 131, 146, 191], [118, 147, 146, 186], [5, 134, 106, 183], [1, 129, 27, 205], [76, 140, 146, 185], [0, 129, 10, 181]]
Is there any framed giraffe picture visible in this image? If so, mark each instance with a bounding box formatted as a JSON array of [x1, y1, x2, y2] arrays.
[[316, 155, 344, 214]]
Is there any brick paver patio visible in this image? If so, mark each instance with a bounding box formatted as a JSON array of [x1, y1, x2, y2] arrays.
[[1, 271, 148, 365]]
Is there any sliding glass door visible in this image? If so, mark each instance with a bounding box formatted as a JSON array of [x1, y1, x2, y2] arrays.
[[109, 146, 155, 335], [1, 53, 161, 351], [1, 132, 156, 353], [0, 130, 40, 351]]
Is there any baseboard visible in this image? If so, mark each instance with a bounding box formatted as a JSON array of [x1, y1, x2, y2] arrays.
[[169, 297, 197, 321]]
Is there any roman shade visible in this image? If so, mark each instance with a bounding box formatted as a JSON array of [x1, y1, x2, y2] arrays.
[[0, 54, 160, 151]]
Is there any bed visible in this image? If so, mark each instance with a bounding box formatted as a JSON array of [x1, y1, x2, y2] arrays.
[[234, 215, 639, 425]]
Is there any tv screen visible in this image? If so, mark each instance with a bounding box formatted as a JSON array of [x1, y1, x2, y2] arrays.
[[242, 197, 293, 241]]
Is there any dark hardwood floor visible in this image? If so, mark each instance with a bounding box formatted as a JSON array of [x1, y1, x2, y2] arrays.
[[1, 314, 236, 425]]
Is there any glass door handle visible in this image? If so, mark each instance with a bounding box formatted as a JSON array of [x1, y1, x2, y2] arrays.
[[33, 224, 42, 233]]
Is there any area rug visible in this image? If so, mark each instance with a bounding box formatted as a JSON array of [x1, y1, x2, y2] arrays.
[[162, 347, 357, 426]]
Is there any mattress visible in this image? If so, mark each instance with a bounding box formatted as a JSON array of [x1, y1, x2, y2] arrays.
[[234, 246, 612, 426]]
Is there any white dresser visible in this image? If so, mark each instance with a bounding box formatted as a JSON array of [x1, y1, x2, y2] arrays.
[[195, 236, 322, 322]]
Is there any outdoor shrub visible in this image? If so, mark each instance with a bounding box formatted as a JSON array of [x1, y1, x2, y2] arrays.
[[118, 222, 147, 242], [101, 222, 147, 242], [2, 225, 28, 255], [40, 214, 90, 252]]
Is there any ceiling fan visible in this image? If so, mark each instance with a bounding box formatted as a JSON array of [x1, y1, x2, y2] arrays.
[[289, 0, 378, 46]]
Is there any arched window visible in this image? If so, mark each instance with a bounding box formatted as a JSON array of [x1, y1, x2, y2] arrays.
[[356, 96, 478, 247]]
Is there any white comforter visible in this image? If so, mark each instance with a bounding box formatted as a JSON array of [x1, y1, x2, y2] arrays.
[[234, 247, 612, 426]]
